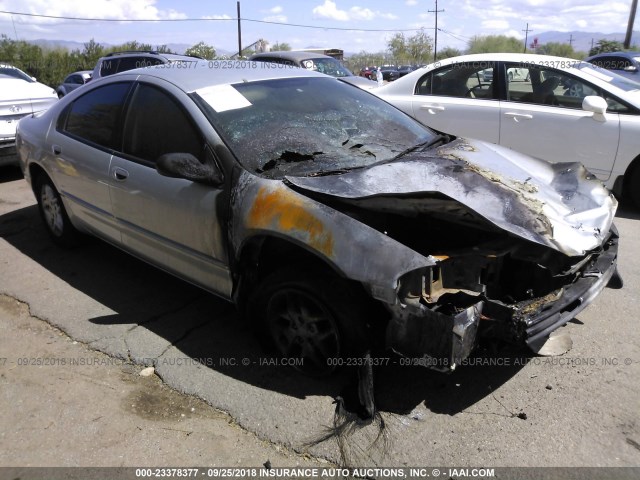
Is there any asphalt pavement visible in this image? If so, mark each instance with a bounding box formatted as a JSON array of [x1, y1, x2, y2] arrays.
[[1, 166, 639, 475]]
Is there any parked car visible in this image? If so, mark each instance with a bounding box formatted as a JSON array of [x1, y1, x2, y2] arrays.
[[249, 51, 376, 89], [586, 51, 640, 82], [397, 65, 418, 77], [371, 65, 399, 82], [16, 62, 620, 376], [56, 70, 92, 98], [359, 66, 375, 79], [1, 64, 57, 167], [373, 53, 640, 207], [91, 50, 200, 81]]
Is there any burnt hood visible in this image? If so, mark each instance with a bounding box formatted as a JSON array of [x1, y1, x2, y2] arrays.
[[285, 138, 617, 257]]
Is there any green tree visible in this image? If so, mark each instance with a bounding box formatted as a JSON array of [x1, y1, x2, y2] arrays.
[[436, 46, 462, 61], [344, 50, 387, 72], [270, 42, 291, 51], [387, 29, 433, 64], [588, 39, 625, 56], [155, 44, 174, 54], [467, 35, 523, 54], [185, 41, 216, 60], [81, 39, 104, 67], [535, 42, 581, 59]]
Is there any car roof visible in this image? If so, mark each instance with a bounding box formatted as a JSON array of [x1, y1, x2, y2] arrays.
[[100, 51, 198, 61], [250, 51, 335, 62], [586, 51, 640, 60], [107, 60, 332, 92]]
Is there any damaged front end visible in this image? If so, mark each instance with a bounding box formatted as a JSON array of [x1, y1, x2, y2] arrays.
[[387, 227, 620, 371], [284, 138, 621, 371]]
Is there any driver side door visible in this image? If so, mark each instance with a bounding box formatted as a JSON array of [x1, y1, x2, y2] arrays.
[[109, 82, 232, 297]]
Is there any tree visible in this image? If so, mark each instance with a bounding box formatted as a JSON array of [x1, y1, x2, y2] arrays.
[[270, 42, 291, 51], [589, 39, 625, 56], [467, 35, 523, 54], [436, 46, 462, 61], [387, 28, 433, 64], [155, 44, 175, 54], [185, 41, 216, 60], [81, 39, 104, 66], [535, 42, 579, 59]]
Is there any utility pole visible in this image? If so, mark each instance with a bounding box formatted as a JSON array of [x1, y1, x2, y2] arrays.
[[522, 23, 533, 53], [624, 0, 638, 49], [237, 1, 242, 58], [429, 0, 444, 63], [568, 33, 574, 47]]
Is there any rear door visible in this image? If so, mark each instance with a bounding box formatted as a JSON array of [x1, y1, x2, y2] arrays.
[[49, 82, 133, 242], [499, 63, 620, 180]]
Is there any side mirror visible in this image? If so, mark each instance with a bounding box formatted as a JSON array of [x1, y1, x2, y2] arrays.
[[156, 153, 224, 186], [582, 96, 608, 120]]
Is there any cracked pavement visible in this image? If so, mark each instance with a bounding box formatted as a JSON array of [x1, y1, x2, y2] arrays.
[[1, 167, 639, 471]]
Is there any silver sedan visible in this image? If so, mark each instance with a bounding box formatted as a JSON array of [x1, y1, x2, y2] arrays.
[[16, 61, 621, 378]]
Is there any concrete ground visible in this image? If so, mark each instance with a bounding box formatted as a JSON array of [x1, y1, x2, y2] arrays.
[[0, 165, 639, 477]]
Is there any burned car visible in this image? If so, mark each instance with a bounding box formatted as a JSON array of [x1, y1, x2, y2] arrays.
[[16, 63, 620, 376]]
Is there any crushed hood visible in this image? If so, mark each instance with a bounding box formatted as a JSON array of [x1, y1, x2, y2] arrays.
[[285, 138, 617, 257]]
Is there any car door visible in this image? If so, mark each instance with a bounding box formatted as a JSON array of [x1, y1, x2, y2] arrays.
[[499, 63, 620, 181], [108, 82, 232, 297], [409, 61, 501, 142], [49, 82, 133, 242]]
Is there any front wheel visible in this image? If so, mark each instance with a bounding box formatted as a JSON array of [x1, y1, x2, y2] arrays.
[[35, 174, 82, 246], [249, 267, 372, 376], [627, 165, 640, 210]]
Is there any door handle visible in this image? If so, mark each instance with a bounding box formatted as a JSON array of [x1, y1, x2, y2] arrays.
[[52, 144, 61, 155], [113, 167, 129, 181], [504, 112, 533, 121], [420, 104, 445, 114]]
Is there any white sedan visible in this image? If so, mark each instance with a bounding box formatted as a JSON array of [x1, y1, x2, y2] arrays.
[[373, 53, 640, 207], [1, 64, 58, 166]]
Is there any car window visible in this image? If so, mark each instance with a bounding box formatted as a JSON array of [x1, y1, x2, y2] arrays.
[[122, 83, 204, 164], [116, 57, 164, 73], [99, 59, 117, 77], [300, 58, 353, 77], [415, 62, 495, 99], [62, 83, 131, 149], [505, 64, 599, 109], [69, 75, 83, 85]]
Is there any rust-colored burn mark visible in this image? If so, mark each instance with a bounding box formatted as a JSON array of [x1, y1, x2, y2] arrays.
[[247, 186, 334, 257]]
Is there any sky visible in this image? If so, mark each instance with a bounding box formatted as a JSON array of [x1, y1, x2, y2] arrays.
[[0, 0, 636, 54]]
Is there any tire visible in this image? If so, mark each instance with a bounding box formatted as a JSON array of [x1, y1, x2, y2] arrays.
[[248, 267, 373, 376], [627, 165, 640, 210], [35, 174, 82, 247]]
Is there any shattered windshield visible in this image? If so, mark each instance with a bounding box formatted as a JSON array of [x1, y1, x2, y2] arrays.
[[192, 77, 436, 178]]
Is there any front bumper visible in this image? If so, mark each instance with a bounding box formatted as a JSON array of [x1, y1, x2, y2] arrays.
[[385, 227, 620, 371]]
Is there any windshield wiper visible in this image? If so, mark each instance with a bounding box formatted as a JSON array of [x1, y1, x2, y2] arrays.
[[392, 134, 450, 160]]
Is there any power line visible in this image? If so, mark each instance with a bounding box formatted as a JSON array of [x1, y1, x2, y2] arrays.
[[0, 9, 428, 32]]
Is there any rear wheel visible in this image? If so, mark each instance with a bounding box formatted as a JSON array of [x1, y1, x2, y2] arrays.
[[35, 174, 82, 246], [249, 267, 372, 376]]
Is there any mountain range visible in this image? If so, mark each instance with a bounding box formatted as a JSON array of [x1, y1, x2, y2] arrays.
[[26, 30, 640, 58]]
